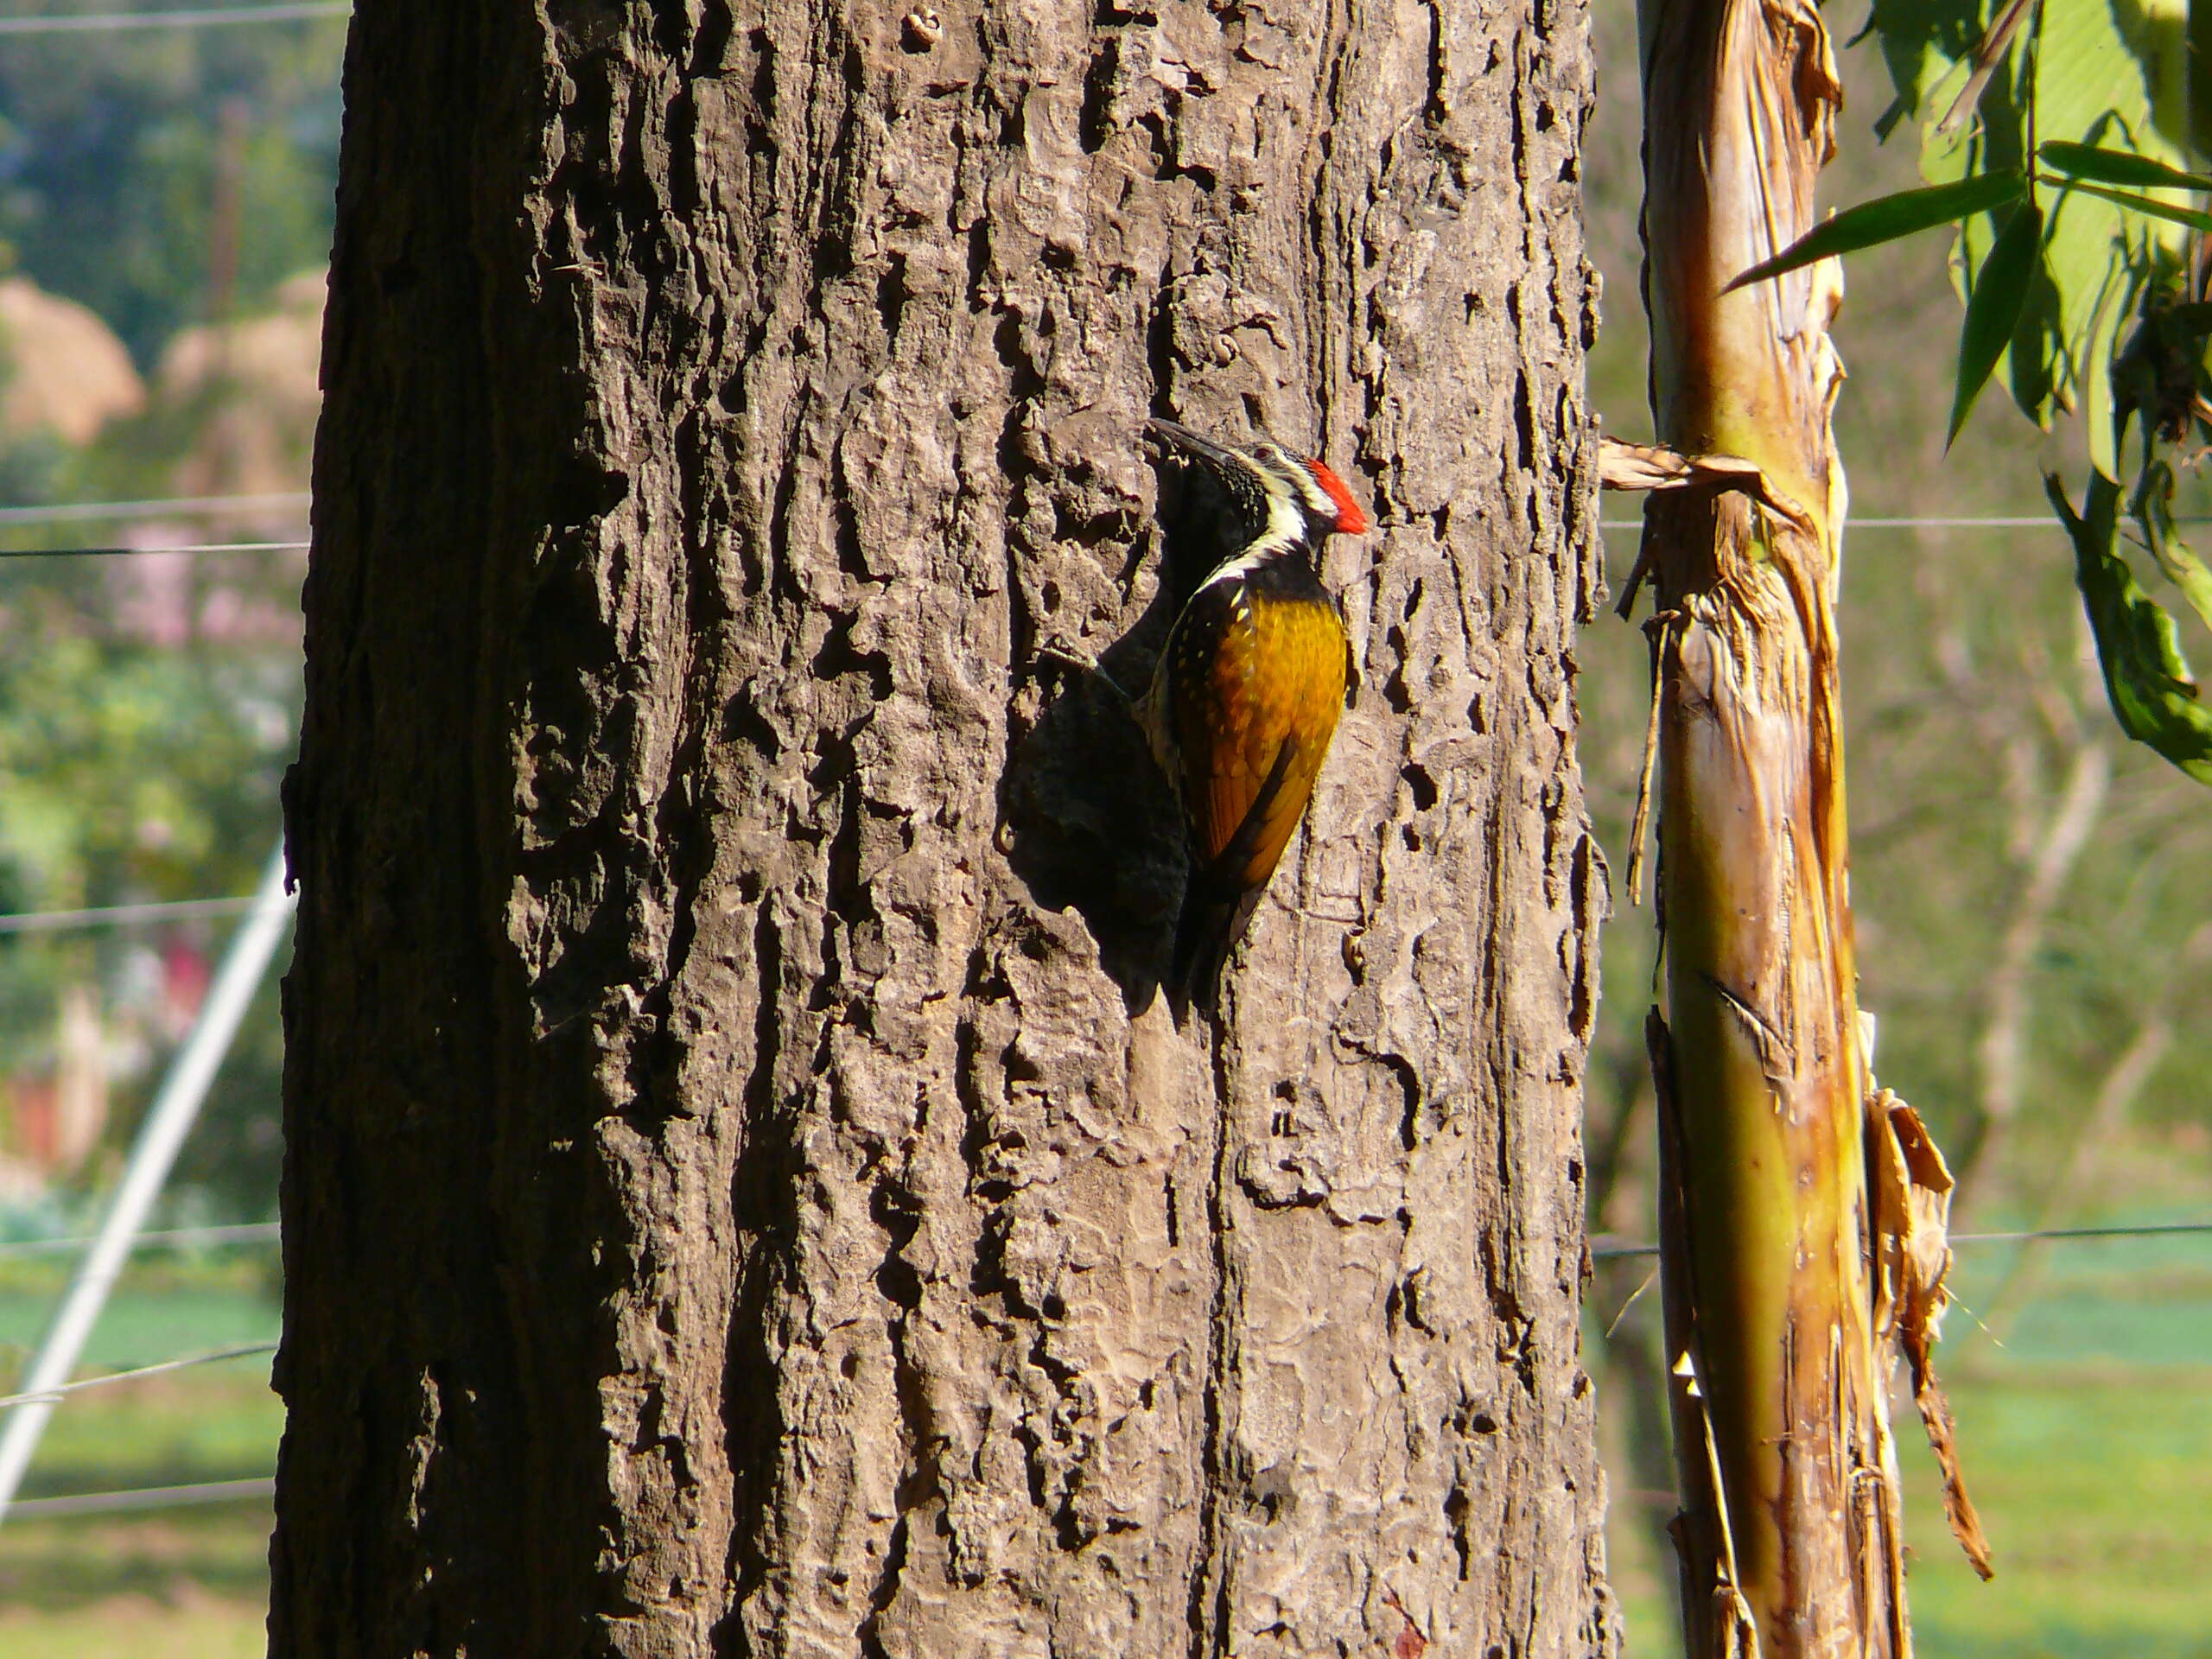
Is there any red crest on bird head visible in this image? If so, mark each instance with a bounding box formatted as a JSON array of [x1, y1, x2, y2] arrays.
[[1304, 460, 1368, 536]]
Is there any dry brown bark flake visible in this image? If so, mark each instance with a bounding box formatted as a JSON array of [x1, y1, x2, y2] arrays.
[[275, 3, 1616, 1656]]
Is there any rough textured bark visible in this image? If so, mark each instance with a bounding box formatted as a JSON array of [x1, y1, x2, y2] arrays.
[[275, 3, 1613, 1656]]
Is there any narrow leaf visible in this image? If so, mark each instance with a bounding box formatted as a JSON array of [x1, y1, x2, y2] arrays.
[[1724, 171, 2026, 292], [1937, 0, 2037, 137], [1947, 201, 2042, 448], [2047, 470, 2212, 786], [2133, 461, 2212, 635], [2037, 141, 2212, 194], [2151, 537, 2212, 638], [2045, 177, 2212, 234]]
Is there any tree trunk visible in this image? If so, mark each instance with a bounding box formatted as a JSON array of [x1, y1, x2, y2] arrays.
[[274, 4, 1615, 1656]]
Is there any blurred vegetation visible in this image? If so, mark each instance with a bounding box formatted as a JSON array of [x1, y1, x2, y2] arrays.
[[0, 3, 345, 366], [0, 537, 300, 1217], [1598, 1224, 2212, 1659], [0, 4, 339, 1230], [1585, 11, 2212, 1656], [1582, 3, 2212, 1226], [0, 1274, 276, 1651]]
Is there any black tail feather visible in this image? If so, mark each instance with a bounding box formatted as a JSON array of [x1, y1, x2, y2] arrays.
[[1170, 881, 1264, 1007]]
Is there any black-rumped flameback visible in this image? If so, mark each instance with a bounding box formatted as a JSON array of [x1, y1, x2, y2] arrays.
[[1137, 417, 1369, 996]]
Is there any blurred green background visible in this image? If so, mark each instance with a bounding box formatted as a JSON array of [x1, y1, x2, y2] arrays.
[[0, 0, 334, 1235], [1580, 10, 2212, 1657], [0, 3, 335, 1649]]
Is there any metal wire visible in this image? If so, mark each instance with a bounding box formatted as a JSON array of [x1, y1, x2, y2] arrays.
[[0, 493, 309, 525], [0, 3, 346, 33], [0, 524, 2079, 555], [0, 1342, 276, 1413], [0, 1217, 2194, 1269], [0, 1221, 277, 1257], [0, 542, 307, 557], [1951, 1220, 2212, 1245], [1588, 1217, 2212, 1260], [0, 846, 294, 1519], [0, 894, 264, 935], [4, 1475, 272, 1518], [1596, 514, 2082, 531], [0, 504, 2177, 543], [0, 1218, 2187, 1514]]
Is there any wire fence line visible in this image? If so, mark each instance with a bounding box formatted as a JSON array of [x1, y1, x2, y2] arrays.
[[0, 492, 310, 525], [0, 893, 265, 936], [0, 3, 346, 33], [0, 1221, 277, 1257], [0, 847, 295, 1520], [0, 1215, 2184, 1410], [0, 1218, 2192, 1518], [0, 494, 2185, 540], [5, 1474, 273, 1519], [0, 1342, 275, 1413], [1592, 514, 2212, 531], [1952, 1220, 2212, 1245], [0, 518, 2191, 559], [0, 541, 308, 557], [0, 1216, 2192, 1270], [1587, 1217, 2212, 1260]]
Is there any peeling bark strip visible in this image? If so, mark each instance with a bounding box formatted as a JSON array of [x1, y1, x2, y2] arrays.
[[276, 3, 1613, 1656], [1634, 3, 1979, 1656]]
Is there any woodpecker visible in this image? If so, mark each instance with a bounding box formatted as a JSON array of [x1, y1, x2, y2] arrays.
[[1134, 416, 1370, 996]]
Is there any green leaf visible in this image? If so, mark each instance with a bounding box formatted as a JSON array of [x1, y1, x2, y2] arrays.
[[1723, 171, 2026, 292], [1877, 0, 2198, 435], [2133, 461, 2212, 635], [2029, 0, 2193, 434], [1948, 200, 2043, 448], [2037, 140, 2212, 194], [2047, 469, 2212, 786], [2079, 256, 2145, 480], [2044, 177, 2212, 234]]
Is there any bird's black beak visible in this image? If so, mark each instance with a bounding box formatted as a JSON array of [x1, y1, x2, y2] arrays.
[[1144, 416, 1245, 468]]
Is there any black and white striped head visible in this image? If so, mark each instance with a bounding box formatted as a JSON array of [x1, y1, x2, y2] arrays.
[[1146, 417, 1369, 572]]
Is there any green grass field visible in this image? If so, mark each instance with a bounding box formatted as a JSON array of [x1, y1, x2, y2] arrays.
[[1897, 1225, 2212, 1659], [1605, 1226, 2212, 1658], [0, 1240, 2207, 1655], [0, 1268, 278, 1656]]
